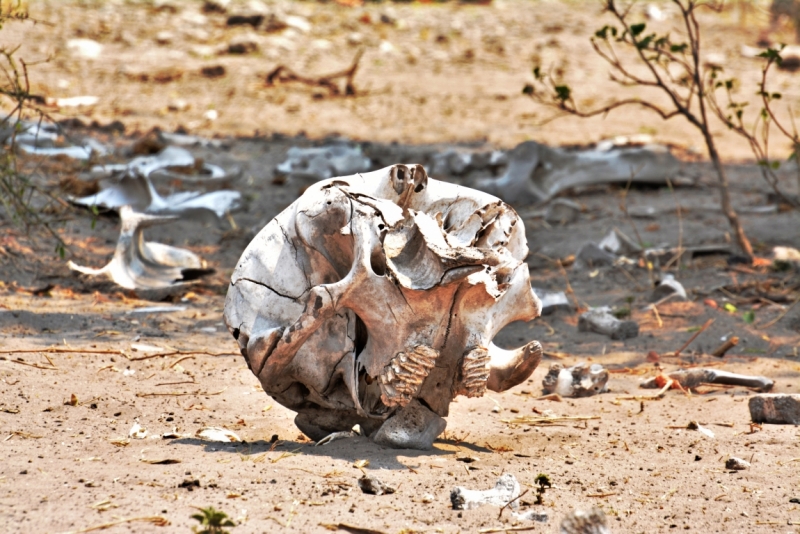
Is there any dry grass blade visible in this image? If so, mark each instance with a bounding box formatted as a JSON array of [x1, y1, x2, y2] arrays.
[[136, 388, 226, 397], [502, 414, 600, 426], [58, 515, 169, 534]]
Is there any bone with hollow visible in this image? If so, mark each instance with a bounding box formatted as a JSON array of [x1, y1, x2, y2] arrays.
[[223, 164, 542, 449]]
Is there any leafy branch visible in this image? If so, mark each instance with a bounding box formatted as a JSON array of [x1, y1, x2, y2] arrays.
[[524, 0, 755, 261]]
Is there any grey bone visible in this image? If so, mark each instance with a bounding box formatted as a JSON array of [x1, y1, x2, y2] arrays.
[[578, 307, 639, 340], [473, 140, 680, 206]]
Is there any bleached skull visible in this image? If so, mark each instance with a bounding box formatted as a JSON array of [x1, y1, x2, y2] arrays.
[[224, 164, 542, 448]]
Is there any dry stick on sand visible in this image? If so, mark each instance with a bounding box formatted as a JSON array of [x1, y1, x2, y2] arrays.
[[498, 489, 529, 520], [266, 48, 364, 96], [0, 347, 236, 362], [673, 318, 714, 357], [616, 378, 674, 401], [760, 294, 800, 329], [712, 336, 739, 357]]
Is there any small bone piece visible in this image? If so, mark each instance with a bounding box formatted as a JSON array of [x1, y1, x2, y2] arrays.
[[749, 394, 800, 425], [450, 474, 520, 510], [532, 288, 571, 315], [578, 307, 639, 340], [650, 274, 687, 303], [725, 457, 750, 471], [224, 165, 542, 449], [129, 422, 148, 440], [358, 475, 396, 495], [641, 369, 773, 393], [315, 430, 354, 446], [196, 427, 241, 443], [542, 363, 609, 398], [560, 507, 611, 534], [68, 206, 214, 292]]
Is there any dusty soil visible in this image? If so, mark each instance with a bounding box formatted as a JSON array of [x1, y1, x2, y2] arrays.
[[2, 1, 800, 533]]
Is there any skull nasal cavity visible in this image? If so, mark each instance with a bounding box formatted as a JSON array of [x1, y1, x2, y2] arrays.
[[370, 247, 387, 276], [355, 314, 369, 357]]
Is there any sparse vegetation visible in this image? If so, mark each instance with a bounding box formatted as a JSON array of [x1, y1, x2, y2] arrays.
[[524, 0, 765, 262], [191, 506, 236, 534]]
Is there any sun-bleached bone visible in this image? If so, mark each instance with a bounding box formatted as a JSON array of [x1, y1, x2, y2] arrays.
[[224, 164, 542, 449], [68, 205, 214, 291]]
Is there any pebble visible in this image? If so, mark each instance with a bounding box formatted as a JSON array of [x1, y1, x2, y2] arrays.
[[725, 457, 750, 471]]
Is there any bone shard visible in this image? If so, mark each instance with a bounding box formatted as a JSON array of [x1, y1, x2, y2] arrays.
[[451, 474, 521, 510], [224, 164, 542, 449], [543, 363, 609, 398]]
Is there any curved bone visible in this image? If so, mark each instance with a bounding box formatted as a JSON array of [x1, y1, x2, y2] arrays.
[[224, 164, 542, 448], [68, 205, 214, 290]]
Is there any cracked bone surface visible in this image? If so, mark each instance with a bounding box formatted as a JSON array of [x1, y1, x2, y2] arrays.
[[224, 164, 542, 449]]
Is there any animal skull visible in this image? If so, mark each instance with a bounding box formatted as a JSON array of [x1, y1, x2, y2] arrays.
[[224, 164, 542, 448]]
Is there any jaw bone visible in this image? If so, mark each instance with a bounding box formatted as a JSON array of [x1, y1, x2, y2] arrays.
[[68, 205, 214, 291], [224, 164, 543, 449]]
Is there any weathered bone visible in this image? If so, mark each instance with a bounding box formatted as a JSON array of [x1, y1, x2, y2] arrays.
[[68, 205, 214, 291], [473, 140, 680, 206], [542, 363, 609, 398], [224, 164, 542, 449], [641, 369, 774, 393]]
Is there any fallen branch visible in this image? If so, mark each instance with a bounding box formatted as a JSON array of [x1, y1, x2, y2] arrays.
[[267, 49, 364, 96], [673, 318, 714, 357], [136, 388, 226, 398]]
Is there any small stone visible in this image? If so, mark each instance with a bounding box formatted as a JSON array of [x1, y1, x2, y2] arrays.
[[421, 493, 434, 503], [228, 35, 259, 55], [749, 394, 800, 425], [168, 99, 189, 112], [491, 405, 501, 413], [725, 457, 750, 471], [203, 0, 230, 13], [200, 65, 226, 78], [155, 31, 174, 45], [226, 14, 264, 27], [358, 475, 395, 496]]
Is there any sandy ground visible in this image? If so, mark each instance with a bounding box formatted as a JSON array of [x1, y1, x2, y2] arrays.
[[2, 1, 800, 533]]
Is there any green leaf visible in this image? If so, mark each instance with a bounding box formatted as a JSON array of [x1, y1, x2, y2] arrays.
[[630, 23, 646, 37], [554, 85, 571, 102], [771, 160, 781, 169], [723, 302, 737, 313], [742, 310, 755, 324], [670, 43, 688, 53], [636, 34, 654, 50]]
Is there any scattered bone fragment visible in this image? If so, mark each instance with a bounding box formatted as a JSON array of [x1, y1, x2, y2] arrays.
[[450, 474, 520, 510], [725, 457, 750, 471], [196, 427, 241, 443], [545, 198, 581, 225], [687, 420, 714, 439], [73, 146, 240, 218], [598, 228, 641, 257], [773, 246, 800, 266], [749, 394, 800, 425], [560, 507, 611, 534], [473, 139, 680, 206], [129, 422, 148, 439], [67, 206, 214, 292], [542, 363, 609, 398], [641, 369, 773, 393], [274, 143, 372, 184], [358, 475, 396, 495], [578, 307, 639, 340], [224, 164, 543, 449], [513, 510, 549, 522], [650, 274, 687, 303], [531, 288, 571, 315]]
